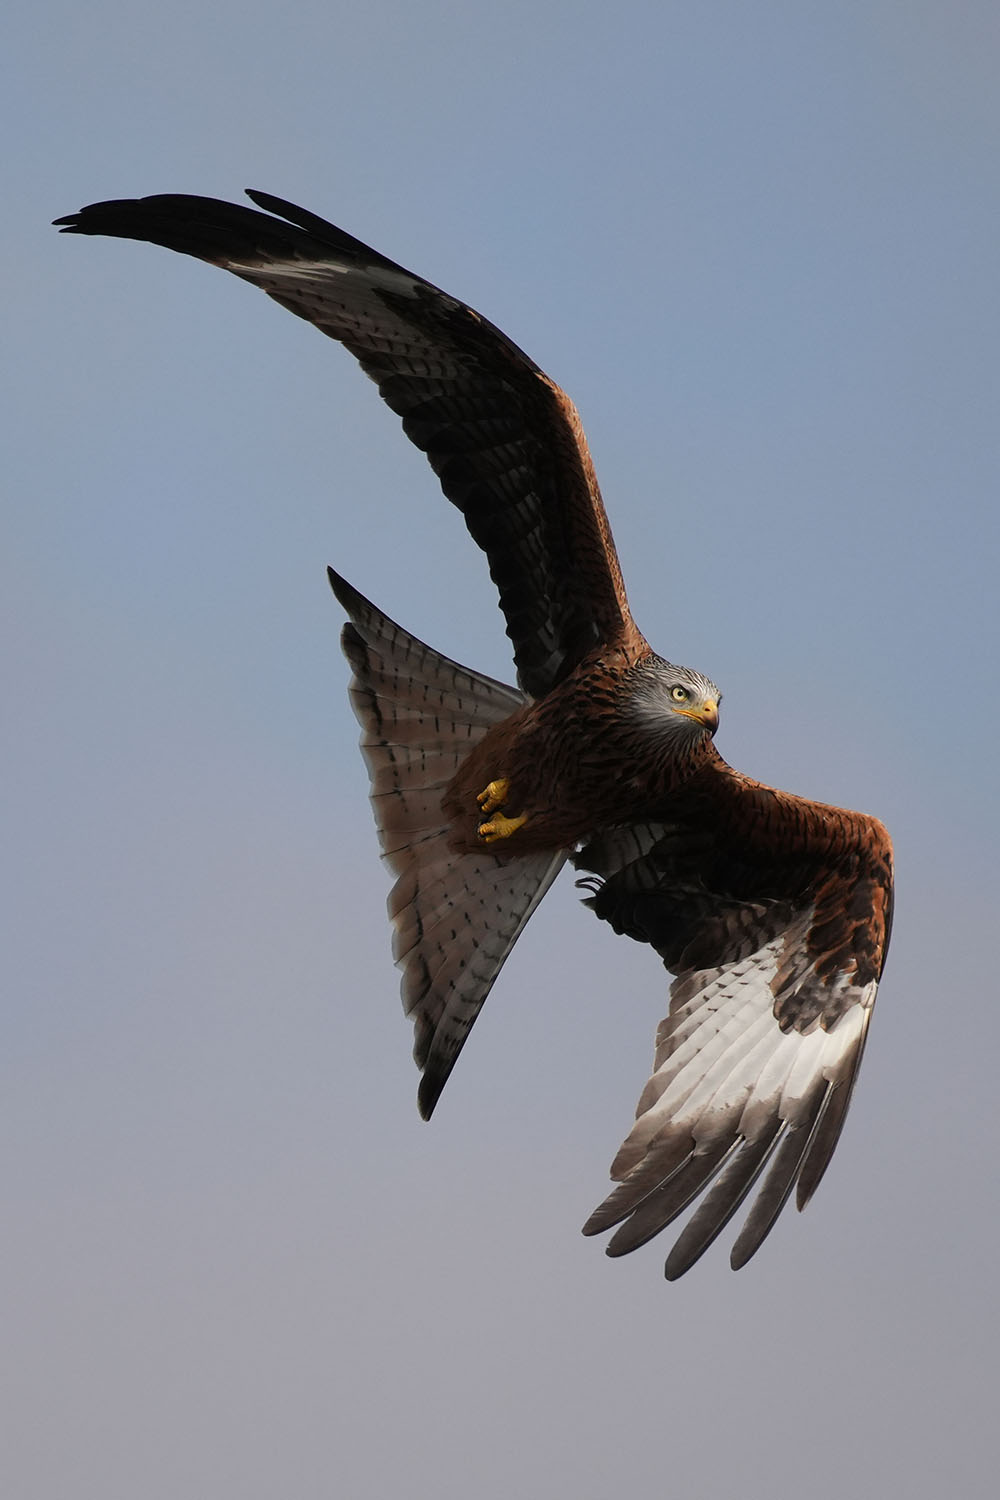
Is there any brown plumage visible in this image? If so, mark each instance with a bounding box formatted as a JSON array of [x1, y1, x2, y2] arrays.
[[56, 190, 894, 1277]]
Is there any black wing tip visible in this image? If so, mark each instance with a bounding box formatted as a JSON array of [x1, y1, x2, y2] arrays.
[[326, 564, 354, 603], [580, 1216, 610, 1240], [54, 202, 135, 233], [591, 1093, 847, 1279], [580, 1182, 643, 1240], [244, 187, 304, 220], [728, 1238, 760, 1274], [728, 1217, 782, 1272], [602, 1239, 635, 1260], [579, 1194, 640, 1250], [327, 567, 379, 627], [52, 195, 182, 235], [417, 1073, 443, 1121], [51, 189, 339, 263], [243, 187, 323, 229]]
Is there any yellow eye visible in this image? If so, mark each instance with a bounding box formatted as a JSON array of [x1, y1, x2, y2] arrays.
[[671, 686, 689, 702]]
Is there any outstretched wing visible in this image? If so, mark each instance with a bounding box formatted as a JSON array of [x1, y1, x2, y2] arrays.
[[574, 771, 893, 1277], [55, 191, 642, 698]]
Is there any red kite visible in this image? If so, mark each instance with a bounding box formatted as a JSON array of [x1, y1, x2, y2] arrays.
[[56, 191, 893, 1277]]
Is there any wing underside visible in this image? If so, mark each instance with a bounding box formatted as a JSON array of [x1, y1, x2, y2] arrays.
[[55, 189, 894, 1280], [575, 787, 891, 1275], [55, 190, 644, 696]]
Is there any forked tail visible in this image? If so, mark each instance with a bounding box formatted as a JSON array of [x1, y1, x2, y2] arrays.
[[328, 569, 565, 1117]]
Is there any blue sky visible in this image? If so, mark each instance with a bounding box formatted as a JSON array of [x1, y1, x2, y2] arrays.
[[6, 3, 999, 1495]]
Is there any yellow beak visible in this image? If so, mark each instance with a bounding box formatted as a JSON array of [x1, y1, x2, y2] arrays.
[[677, 698, 719, 733]]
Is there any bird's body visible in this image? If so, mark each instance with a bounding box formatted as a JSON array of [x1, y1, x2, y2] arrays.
[[442, 647, 719, 854], [56, 190, 893, 1277]]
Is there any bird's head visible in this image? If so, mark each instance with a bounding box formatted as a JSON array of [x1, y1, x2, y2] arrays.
[[630, 658, 721, 741]]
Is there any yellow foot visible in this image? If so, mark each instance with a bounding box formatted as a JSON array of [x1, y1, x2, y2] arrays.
[[478, 810, 529, 844], [476, 778, 511, 816]]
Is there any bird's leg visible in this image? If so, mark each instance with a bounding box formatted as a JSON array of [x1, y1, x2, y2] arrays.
[[478, 810, 529, 843], [476, 779, 510, 815], [475, 777, 529, 843]]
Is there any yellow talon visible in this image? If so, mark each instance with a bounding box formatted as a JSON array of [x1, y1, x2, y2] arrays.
[[478, 810, 529, 843], [477, 778, 510, 815]]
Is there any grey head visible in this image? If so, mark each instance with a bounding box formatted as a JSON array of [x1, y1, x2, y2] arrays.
[[628, 655, 722, 740]]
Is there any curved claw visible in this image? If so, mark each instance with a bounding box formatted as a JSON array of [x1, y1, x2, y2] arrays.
[[478, 810, 529, 844], [477, 778, 511, 816]]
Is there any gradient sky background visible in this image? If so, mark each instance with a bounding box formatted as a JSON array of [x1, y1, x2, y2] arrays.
[[7, 3, 999, 1496]]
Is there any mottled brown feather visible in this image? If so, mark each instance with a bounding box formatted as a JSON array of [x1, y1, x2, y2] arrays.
[[55, 191, 642, 698], [56, 190, 894, 1278]]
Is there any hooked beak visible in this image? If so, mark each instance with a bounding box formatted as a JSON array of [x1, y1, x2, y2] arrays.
[[677, 698, 719, 733]]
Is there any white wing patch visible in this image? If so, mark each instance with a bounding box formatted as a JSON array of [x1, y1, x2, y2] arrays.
[[584, 912, 875, 1276], [227, 255, 432, 299], [224, 255, 472, 383]]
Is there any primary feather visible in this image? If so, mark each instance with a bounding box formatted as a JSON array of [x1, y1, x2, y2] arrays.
[[56, 190, 893, 1277]]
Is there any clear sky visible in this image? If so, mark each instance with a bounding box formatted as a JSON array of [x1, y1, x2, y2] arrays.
[[7, 3, 999, 1496]]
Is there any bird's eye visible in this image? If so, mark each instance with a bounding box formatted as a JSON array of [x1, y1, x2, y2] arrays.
[[671, 686, 689, 702]]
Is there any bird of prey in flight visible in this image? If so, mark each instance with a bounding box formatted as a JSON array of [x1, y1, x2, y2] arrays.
[[56, 190, 893, 1278]]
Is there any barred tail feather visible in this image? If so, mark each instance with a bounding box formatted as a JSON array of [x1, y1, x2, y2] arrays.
[[328, 569, 565, 1116]]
